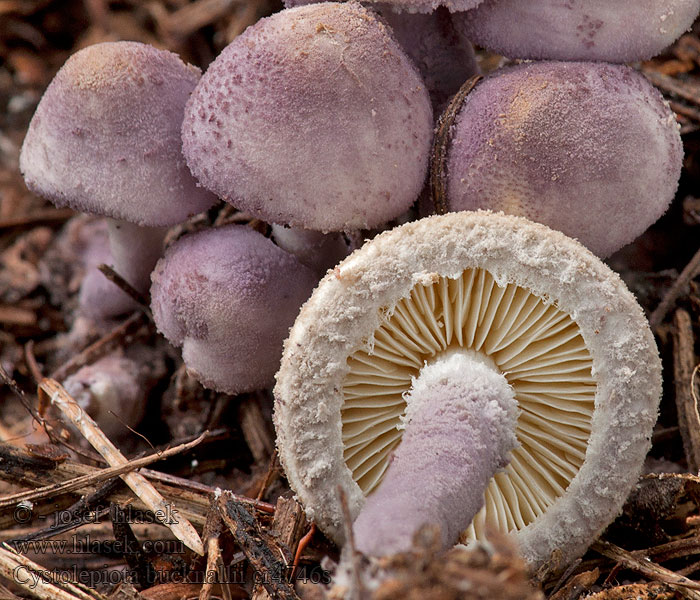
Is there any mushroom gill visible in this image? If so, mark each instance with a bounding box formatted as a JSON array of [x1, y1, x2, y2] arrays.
[[341, 266, 596, 541]]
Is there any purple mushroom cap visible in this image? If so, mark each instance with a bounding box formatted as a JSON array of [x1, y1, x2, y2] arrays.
[[150, 225, 318, 395], [444, 61, 683, 258], [63, 355, 149, 441], [380, 7, 479, 111], [20, 41, 216, 227], [182, 2, 433, 233], [277, 1, 479, 112], [454, 0, 700, 63], [286, 0, 485, 15]]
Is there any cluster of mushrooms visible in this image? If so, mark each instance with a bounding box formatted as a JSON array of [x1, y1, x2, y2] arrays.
[[19, 0, 700, 586]]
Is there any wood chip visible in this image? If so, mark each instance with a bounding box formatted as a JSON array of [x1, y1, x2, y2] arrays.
[[217, 491, 299, 600], [252, 496, 308, 600], [549, 568, 599, 600], [583, 582, 675, 600], [592, 540, 700, 599], [673, 308, 700, 472], [238, 396, 274, 464]]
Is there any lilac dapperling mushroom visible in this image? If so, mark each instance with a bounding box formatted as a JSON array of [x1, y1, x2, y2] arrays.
[[454, 0, 700, 63], [269, 225, 349, 276], [20, 41, 216, 318], [374, 0, 485, 13], [379, 7, 479, 111], [150, 225, 317, 395], [274, 211, 662, 566], [284, 0, 485, 18], [279, 0, 479, 112], [439, 61, 683, 258], [182, 3, 433, 243], [63, 351, 161, 441]]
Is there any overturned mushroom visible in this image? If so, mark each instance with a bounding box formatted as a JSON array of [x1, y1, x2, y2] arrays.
[[274, 211, 662, 567], [454, 0, 700, 63]]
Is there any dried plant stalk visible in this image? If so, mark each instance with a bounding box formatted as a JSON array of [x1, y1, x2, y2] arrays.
[[39, 378, 204, 556], [0, 543, 105, 600]]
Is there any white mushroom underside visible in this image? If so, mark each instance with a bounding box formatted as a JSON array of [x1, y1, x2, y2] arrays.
[[341, 267, 596, 542]]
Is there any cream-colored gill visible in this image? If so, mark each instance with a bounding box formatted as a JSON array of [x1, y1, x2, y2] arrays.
[[340, 267, 595, 540]]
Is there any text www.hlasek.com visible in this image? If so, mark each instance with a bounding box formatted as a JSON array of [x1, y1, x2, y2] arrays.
[[10, 536, 184, 555]]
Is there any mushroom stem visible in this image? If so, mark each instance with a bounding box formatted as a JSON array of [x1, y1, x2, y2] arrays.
[[352, 349, 519, 557], [106, 218, 167, 295], [270, 224, 349, 276]]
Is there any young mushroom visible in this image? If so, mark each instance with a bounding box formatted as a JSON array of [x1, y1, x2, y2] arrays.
[[63, 347, 165, 442], [274, 211, 662, 567], [20, 41, 216, 318], [436, 61, 683, 258], [279, 0, 479, 113], [454, 0, 700, 63], [182, 2, 433, 264], [379, 7, 480, 112], [150, 225, 317, 395]]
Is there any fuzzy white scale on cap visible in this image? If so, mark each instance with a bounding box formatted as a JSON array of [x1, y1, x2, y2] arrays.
[[352, 350, 519, 556]]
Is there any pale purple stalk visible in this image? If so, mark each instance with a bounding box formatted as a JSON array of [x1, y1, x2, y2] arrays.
[[106, 218, 167, 294], [78, 227, 136, 320], [353, 350, 519, 556], [270, 224, 349, 276]]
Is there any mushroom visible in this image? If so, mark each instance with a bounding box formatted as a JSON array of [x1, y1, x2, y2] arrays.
[[182, 3, 433, 243], [437, 61, 683, 258], [77, 220, 138, 320], [277, 0, 479, 113], [150, 225, 318, 395], [454, 0, 700, 63], [269, 225, 349, 276], [20, 41, 216, 318], [378, 7, 480, 112], [63, 347, 165, 442], [287, 0, 486, 12], [274, 211, 662, 567]]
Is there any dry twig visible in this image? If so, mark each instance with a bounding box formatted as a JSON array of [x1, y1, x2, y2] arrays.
[[50, 312, 150, 382], [96, 264, 150, 312], [650, 244, 700, 329], [40, 378, 204, 556], [217, 491, 298, 600], [0, 543, 105, 600], [0, 436, 203, 511], [592, 540, 700, 599]]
